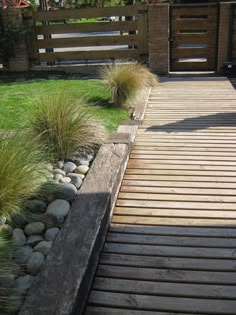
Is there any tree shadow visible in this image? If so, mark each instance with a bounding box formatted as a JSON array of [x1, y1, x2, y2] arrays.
[[146, 112, 236, 132]]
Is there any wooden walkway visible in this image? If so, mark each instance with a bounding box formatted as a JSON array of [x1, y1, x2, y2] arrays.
[[85, 77, 236, 315]]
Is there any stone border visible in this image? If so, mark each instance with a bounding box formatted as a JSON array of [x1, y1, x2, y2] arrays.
[[19, 139, 131, 315], [19, 87, 150, 315]]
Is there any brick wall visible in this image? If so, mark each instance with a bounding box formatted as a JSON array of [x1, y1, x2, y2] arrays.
[[1, 10, 29, 72], [148, 3, 169, 74], [217, 2, 231, 73]]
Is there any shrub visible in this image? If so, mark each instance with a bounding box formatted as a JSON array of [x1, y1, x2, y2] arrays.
[[0, 131, 50, 220], [26, 88, 106, 160], [100, 63, 159, 108]]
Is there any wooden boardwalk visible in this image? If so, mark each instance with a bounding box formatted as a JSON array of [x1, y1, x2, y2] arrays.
[[85, 77, 236, 315]]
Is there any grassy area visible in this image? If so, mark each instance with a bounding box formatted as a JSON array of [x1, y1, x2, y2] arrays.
[[0, 78, 129, 132]]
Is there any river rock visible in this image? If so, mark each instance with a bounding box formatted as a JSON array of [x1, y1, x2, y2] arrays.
[[60, 176, 71, 184], [52, 168, 66, 176], [15, 246, 33, 265], [46, 199, 70, 217], [26, 200, 47, 214], [45, 227, 59, 241], [53, 183, 77, 201], [64, 161, 77, 173], [24, 222, 45, 236], [27, 235, 44, 246], [54, 173, 64, 181], [11, 213, 28, 228], [76, 165, 89, 175], [67, 173, 83, 188], [27, 252, 44, 275], [78, 159, 89, 166], [34, 241, 52, 256], [12, 228, 26, 246], [57, 161, 64, 169], [16, 275, 34, 291]]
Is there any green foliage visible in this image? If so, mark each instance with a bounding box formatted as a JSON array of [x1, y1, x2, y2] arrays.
[[0, 233, 19, 314], [101, 63, 159, 108], [26, 88, 107, 160], [0, 131, 50, 220], [0, 79, 128, 132]]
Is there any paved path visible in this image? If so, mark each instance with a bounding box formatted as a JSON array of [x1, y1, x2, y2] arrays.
[[85, 77, 236, 314]]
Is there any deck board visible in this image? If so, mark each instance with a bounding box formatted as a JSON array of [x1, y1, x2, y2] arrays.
[[85, 77, 236, 314]]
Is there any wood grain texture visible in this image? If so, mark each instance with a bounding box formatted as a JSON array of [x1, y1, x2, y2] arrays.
[[85, 77, 236, 314]]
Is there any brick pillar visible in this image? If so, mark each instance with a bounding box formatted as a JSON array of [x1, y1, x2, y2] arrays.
[[148, 3, 169, 74], [217, 2, 231, 73], [2, 9, 29, 72]]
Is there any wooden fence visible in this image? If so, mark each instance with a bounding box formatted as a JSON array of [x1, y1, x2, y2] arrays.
[[24, 5, 148, 65], [231, 4, 236, 62]]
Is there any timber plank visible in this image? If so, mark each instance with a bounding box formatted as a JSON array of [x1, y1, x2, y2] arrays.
[[97, 265, 236, 284], [88, 291, 236, 314], [101, 253, 236, 271], [120, 185, 236, 196], [107, 232, 236, 247], [114, 207, 236, 219], [122, 179, 236, 189], [85, 78, 236, 315], [103, 243, 236, 259], [93, 277, 236, 299], [112, 215, 236, 226], [86, 307, 178, 315]]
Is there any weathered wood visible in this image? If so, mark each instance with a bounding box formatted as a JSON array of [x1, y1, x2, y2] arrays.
[[86, 307, 174, 315], [101, 252, 236, 271], [107, 232, 236, 247], [103, 242, 236, 259], [39, 49, 139, 62], [20, 143, 131, 315], [85, 78, 236, 314], [34, 5, 145, 21], [93, 277, 236, 299], [97, 265, 236, 284], [88, 291, 236, 314], [37, 34, 138, 49], [36, 20, 138, 35]]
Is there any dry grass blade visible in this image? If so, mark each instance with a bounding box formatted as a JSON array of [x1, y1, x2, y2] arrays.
[[100, 63, 159, 108], [0, 233, 21, 314], [0, 131, 50, 220], [26, 88, 106, 160]]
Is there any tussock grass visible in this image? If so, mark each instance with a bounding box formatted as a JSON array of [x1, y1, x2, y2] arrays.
[[0, 233, 20, 314], [101, 63, 159, 108], [0, 131, 50, 220], [26, 88, 106, 160]]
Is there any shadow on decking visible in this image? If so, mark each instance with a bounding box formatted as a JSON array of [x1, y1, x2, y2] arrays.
[[146, 112, 236, 132]]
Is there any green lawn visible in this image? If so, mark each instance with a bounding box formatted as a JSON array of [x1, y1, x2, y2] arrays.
[[0, 78, 129, 132]]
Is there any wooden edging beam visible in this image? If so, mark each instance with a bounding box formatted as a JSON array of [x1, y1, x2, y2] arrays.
[[19, 141, 131, 315]]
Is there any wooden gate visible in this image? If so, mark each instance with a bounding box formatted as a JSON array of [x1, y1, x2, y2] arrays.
[[170, 4, 218, 72]]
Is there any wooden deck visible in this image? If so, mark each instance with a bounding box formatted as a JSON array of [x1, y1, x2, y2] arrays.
[[85, 77, 236, 315]]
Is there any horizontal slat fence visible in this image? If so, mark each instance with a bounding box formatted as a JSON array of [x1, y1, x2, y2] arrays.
[[25, 5, 148, 65]]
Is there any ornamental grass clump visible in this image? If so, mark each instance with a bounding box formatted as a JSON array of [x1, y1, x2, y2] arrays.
[[0, 232, 20, 314], [27, 88, 106, 161], [101, 63, 159, 108], [0, 132, 50, 220]]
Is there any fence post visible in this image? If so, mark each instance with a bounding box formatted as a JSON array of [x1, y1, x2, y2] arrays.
[[1, 9, 29, 72], [217, 2, 231, 73], [148, 3, 169, 74], [138, 6, 148, 63], [23, 10, 40, 65]]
